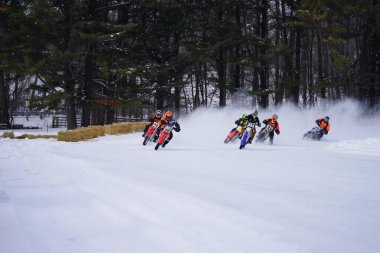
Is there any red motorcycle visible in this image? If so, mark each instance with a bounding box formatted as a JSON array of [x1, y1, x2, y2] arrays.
[[143, 121, 160, 145], [155, 122, 176, 150], [224, 125, 245, 143]]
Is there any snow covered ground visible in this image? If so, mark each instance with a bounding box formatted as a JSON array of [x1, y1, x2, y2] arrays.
[[1, 101, 380, 253]]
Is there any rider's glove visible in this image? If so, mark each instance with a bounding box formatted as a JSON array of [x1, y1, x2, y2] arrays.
[[322, 129, 328, 135], [257, 122, 261, 127], [275, 129, 280, 135], [174, 122, 181, 132]]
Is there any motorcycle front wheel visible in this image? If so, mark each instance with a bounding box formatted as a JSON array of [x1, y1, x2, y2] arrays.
[[256, 134, 265, 143], [143, 136, 150, 145]]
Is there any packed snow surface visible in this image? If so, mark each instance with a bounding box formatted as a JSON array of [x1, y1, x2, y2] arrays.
[[1, 101, 380, 253]]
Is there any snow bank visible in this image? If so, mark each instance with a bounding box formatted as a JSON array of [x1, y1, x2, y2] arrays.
[[326, 137, 380, 157]]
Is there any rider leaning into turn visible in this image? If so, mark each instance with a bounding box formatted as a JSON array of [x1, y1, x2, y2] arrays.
[[229, 110, 261, 140], [246, 110, 261, 144], [316, 116, 330, 136], [230, 113, 249, 137], [259, 114, 280, 145], [156, 111, 181, 147], [142, 109, 162, 137]]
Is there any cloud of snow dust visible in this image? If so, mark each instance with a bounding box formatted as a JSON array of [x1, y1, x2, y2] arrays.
[[175, 99, 380, 146]]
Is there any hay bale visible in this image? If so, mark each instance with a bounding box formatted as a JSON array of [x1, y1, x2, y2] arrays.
[[132, 122, 147, 132], [78, 127, 97, 140], [15, 134, 28, 139], [105, 123, 133, 135], [88, 126, 105, 137], [2, 132, 15, 139], [58, 130, 79, 142], [16, 134, 57, 139], [104, 125, 113, 135], [117, 123, 133, 134]]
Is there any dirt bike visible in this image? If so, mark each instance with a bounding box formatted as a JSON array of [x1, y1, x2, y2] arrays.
[[224, 125, 246, 144], [303, 126, 323, 140], [239, 122, 257, 149], [155, 121, 176, 150], [143, 121, 160, 145], [255, 124, 274, 143]]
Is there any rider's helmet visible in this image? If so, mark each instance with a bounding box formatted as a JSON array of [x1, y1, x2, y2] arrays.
[[272, 114, 278, 122], [242, 113, 248, 121], [165, 111, 173, 120], [155, 110, 162, 117], [252, 110, 258, 117], [324, 116, 330, 122]]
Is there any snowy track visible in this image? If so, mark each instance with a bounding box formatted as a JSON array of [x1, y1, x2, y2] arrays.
[[1, 103, 380, 253]]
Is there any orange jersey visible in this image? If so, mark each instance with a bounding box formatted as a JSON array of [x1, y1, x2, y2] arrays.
[[147, 114, 162, 123], [160, 116, 172, 127], [264, 118, 280, 132], [316, 118, 330, 132]]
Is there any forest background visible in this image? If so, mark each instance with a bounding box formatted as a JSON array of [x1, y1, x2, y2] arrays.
[[0, 0, 379, 129]]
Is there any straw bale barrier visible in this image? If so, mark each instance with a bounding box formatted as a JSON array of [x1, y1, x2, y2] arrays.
[[1, 132, 15, 139], [1, 122, 145, 142], [16, 134, 57, 139], [57, 121, 147, 142]]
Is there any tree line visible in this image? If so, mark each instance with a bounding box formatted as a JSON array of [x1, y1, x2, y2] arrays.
[[1, 0, 379, 129]]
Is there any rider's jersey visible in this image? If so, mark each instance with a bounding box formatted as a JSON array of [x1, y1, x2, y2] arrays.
[[235, 118, 248, 127], [148, 114, 162, 123], [160, 116, 181, 132], [247, 114, 261, 126], [160, 116, 172, 127], [263, 118, 280, 132]]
